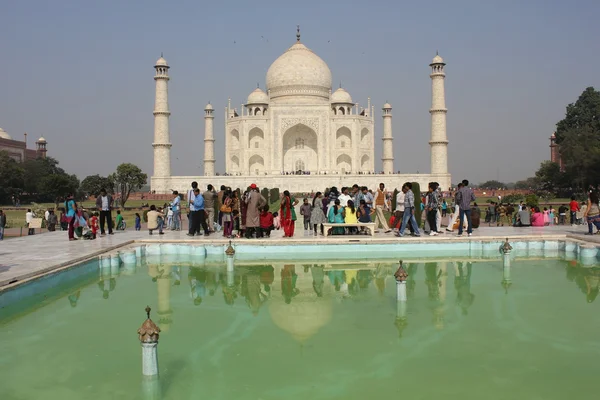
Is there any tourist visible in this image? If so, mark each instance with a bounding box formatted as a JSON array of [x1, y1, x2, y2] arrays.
[[487, 202, 496, 225], [90, 212, 99, 239], [471, 202, 481, 228], [531, 206, 545, 227], [518, 201, 524, 211], [60, 211, 68, 231], [514, 205, 531, 227], [171, 191, 181, 230], [280, 190, 297, 238], [25, 209, 34, 235], [327, 199, 345, 235], [44, 208, 50, 222], [310, 192, 327, 236], [272, 211, 280, 231], [338, 187, 351, 207], [65, 193, 78, 241], [558, 204, 567, 225], [549, 207, 555, 225], [115, 210, 124, 230], [147, 205, 165, 235], [245, 184, 266, 238], [187, 181, 199, 234], [576, 203, 586, 225], [569, 195, 580, 226], [221, 189, 234, 238], [441, 200, 448, 218], [357, 199, 372, 236], [456, 179, 476, 237], [217, 185, 227, 225], [351, 184, 362, 205], [496, 203, 509, 226], [47, 210, 58, 232], [373, 183, 392, 233], [344, 199, 358, 234], [203, 185, 217, 232], [446, 183, 463, 232], [543, 207, 550, 226], [188, 188, 210, 237], [0, 210, 5, 240], [583, 191, 600, 235], [259, 205, 274, 238], [396, 183, 421, 237], [425, 183, 441, 236], [232, 210, 241, 238], [300, 198, 312, 232], [135, 213, 141, 231], [361, 186, 374, 208], [95, 189, 114, 236]]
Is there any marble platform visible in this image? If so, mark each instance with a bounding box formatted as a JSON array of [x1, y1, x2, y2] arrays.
[[0, 223, 596, 289]]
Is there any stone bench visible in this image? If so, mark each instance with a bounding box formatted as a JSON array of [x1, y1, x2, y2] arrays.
[[322, 222, 376, 237]]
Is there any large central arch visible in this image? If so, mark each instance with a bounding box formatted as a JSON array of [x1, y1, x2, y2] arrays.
[[282, 123, 318, 172]]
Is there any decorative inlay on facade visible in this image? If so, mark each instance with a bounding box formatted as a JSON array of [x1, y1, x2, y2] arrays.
[[281, 117, 319, 132]]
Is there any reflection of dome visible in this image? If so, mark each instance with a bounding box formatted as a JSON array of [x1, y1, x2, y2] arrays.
[[247, 87, 269, 104], [266, 42, 332, 100], [0, 128, 12, 140], [331, 87, 353, 104], [431, 54, 444, 64], [269, 268, 332, 343]]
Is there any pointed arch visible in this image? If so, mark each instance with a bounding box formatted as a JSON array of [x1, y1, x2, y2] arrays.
[[336, 154, 352, 173], [336, 127, 352, 149], [230, 129, 240, 149], [248, 127, 264, 149], [360, 154, 370, 170], [360, 128, 369, 147], [249, 154, 265, 175]]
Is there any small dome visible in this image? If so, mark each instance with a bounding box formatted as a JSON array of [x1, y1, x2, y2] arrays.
[[37, 136, 46, 143], [383, 102, 392, 109], [155, 56, 168, 67], [431, 54, 444, 64], [247, 87, 269, 104], [0, 128, 12, 140], [204, 103, 214, 111], [331, 87, 353, 104], [551, 132, 556, 138]]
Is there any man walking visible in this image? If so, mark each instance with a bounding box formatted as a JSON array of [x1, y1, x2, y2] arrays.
[[373, 183, 392, 233], [396, 183, 420, 237], [187, 181, 198, 233], [187, 188, 210, 237], [456, 179, 476, 237], [203, 184, 217, 232], [95, 188, 114, 235], [0, 210, 6, 240]]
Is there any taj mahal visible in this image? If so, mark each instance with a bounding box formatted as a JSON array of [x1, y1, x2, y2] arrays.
[[150, 29, 451, 193]]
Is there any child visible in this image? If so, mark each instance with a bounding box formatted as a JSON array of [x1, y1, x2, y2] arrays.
[[549, 207, 555, 225], [135, 213, 141, 231], [115, 210, 124, 230], [89, 212, 99, 239], [300, 198, 312, 232], [232, 210, 240, 238], [259, 205, 274, 238], [167, 207, 173, 229], [273, 211, 281, 230]]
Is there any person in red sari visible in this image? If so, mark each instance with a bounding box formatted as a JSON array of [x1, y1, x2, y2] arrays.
[[280, 190, 298, 237]]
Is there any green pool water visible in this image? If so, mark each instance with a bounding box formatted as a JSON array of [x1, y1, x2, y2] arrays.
[[1, 255, 599, 400]]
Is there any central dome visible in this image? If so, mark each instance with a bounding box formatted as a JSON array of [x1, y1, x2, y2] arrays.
[[266, 42, 332, 101]]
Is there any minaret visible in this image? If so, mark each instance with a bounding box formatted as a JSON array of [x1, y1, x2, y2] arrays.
[[382, 102, 394, 174], [35, 136, 47, 158], [153, 55, 172, 178], [203, 103, 215, 176], [429, 53, 448, 175]]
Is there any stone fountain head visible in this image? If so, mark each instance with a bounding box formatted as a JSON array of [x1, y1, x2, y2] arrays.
[[501, 238, 513, 254], [138, 306, 161, 343], [394, 261, 408, 282]]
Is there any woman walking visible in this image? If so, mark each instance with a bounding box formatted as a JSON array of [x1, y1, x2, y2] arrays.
[[584, 191, 600, 235], [310, 192, 327, 236], [280, 190, 297, 237], [221, 189, 234, 238], [65, 193, 78, 241]]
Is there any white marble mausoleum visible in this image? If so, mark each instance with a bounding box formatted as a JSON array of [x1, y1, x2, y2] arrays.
[[150, 29, 451, 193]]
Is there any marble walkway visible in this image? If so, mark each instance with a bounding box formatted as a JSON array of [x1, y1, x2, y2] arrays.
[[0, 223, 596, 288]]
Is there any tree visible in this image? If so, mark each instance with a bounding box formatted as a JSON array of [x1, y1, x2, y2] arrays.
[[0, 151, 25, 204], [514, 177, 538, 190], [109, 163, 147, 208], [535, 161, 564, 192], [554, 87, 600, 189], [39, 174, 80, 208], [478, 180, 506, 189], [80, 175, 114, 197]]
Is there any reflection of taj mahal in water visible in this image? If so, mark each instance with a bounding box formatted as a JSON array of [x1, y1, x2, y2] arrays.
[[150, 28, 451, 193]]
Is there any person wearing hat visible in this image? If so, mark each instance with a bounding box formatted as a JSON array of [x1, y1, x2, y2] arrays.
[[244, 184, 266, 238]]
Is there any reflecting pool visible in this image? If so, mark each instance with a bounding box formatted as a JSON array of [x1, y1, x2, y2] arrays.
[[1, 254, 599, 400]]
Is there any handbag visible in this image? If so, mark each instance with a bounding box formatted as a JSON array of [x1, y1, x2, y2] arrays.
[[220, 198, 232, 213]]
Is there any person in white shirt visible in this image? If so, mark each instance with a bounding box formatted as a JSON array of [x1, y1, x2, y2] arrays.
[[393, 188, 406, 231], [26, 209, 35, 235], [44, 209, 50, 221], [338, 187, 352, 207]]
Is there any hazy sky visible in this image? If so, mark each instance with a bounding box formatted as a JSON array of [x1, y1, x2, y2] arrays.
[[1, 0, 599, 184]]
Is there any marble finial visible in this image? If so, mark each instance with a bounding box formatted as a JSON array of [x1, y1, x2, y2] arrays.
[[296, 25, 301, 42]]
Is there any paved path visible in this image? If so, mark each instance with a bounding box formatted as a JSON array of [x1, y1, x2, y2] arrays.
[[0, 223, 596, 289]]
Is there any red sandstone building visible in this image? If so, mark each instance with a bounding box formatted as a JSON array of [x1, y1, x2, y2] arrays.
[[549, 132, 565, 171], [0, 128, 47, 162]]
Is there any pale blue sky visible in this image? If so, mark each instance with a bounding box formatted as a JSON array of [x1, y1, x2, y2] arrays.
[[1, 0, 598, 184]]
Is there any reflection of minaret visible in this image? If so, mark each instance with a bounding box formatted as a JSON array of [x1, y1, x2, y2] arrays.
[[157, 265, 173, 332], [429, 53, 448, 175], [394, 262, 408, 339], [153, 54, 172, 178]]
